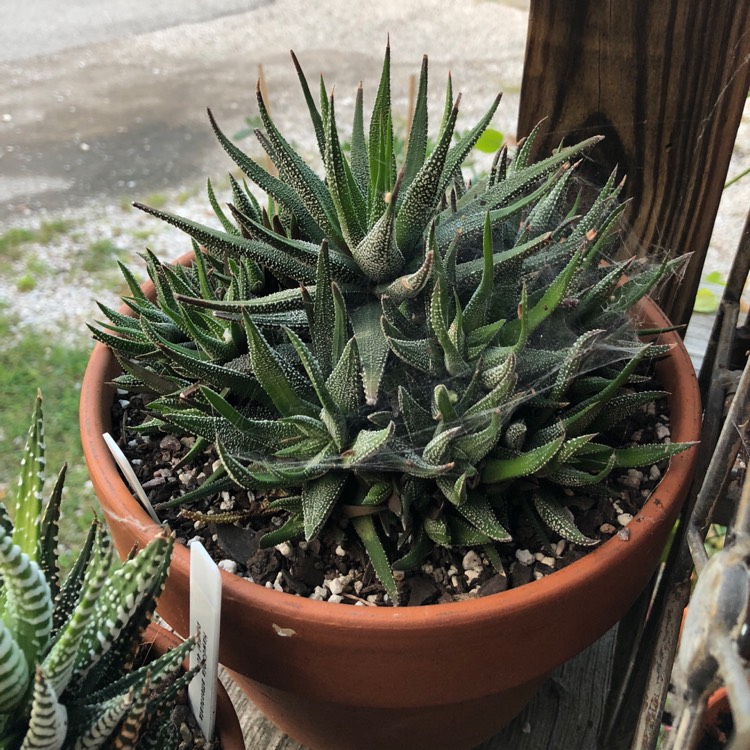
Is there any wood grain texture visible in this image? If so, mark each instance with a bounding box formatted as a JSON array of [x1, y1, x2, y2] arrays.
[[518, 0, 750, 325]]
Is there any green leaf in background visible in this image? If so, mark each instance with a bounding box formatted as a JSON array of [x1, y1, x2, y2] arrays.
[[704, 271, 726, 286], [473, 128, 504, 154], [693, 287, 719, 314]]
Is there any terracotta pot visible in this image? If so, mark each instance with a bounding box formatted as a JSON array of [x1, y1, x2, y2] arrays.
[[144, 622, 246, 750], [80, 254, 700, 750]]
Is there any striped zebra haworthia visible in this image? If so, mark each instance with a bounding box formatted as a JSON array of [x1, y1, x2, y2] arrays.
[[0, 394, 194, 750], [92, 44, 693, 602]]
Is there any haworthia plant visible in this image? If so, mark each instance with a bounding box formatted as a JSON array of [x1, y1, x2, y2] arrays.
[[92, 44, 692, 602], [0, 393, 194, 750]]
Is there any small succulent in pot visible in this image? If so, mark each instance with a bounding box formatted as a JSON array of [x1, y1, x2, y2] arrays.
[[0, 393, 196, 750], [91, 44, 692, 601]]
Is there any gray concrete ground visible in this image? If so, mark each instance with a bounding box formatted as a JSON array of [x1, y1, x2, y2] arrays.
[[0, 0, 528, 219]]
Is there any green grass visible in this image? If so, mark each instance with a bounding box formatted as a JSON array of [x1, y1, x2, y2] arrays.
[[16, 274, 36, 292], [84, 238, 124, 273], [0, 228, 36, 260], [143, 192, 168, 209], [0, 220, 75, 262], [0, 309, 95, 568]]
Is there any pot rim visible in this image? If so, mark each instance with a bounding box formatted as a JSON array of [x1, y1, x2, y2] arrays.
[[80, 251, 701, 631]]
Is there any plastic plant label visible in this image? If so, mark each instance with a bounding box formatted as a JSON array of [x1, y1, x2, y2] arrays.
[[102, 432, 161, 525], [188, 540, 222, 741]]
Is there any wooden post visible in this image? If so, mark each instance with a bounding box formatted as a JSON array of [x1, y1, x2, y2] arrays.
[[518, 0, 750, 325]]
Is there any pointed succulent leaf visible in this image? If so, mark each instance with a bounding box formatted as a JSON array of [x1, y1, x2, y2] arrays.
[[607, 256, 687, 317], [229, 172, 263, 225], [437, 472, 469, 506], [303, 473, 347, 540], [575, 258, 635, 322], [360, 482, 392, 507], [431, 383, 458, 424], [75, 535, 173, 675], [455, 230, 552, 290], [351, 302, 389, 405], [381, 294, 422, 339], [351, 515, 398, 602], [462, 213, 495, 332], [325, 93, 367, 249], [510, 120, 543, 173], [260, 514, 306, 548], [386, 334, 439, 375], [285, 327, 347, 449], [550, 329, 605, 401], [341, 423, 395, 467], [396, 94, 461, 253], [226, 203, 362, 284], [458, 492, 512, 542], [207, 109, 326, 244], [115, 355, 184, 396], [588, 391, 668, 431], [22, 667, 67, 750], [206, 177, 237, 234], [398, 387, 433, 445], [134, 202, 318, 285], [547, 452, 617, 487], [350, 83, 369, 196], [368, 40, 397, 221], [312, 241, 335, 376], [243, 311, 318, 418], [199, 386, 299, 451], [291, 50, 326, 159], [0, 527, 52, 669], [455, 410, 502, 464], [482, 434, 565, 483], [0, 619, 30, 711], [52, 521, 98, 635], [352, 174, 405, 282], [43, 524, 112, 697], [399, 54, 430, 198], [532, 491, 598, 546], [424, 515, 451, 546], [256, 82, 343, 246], [422, 425, 462, 465], [12, 392, 45, 558], [382, 447, 454, 478], [482, 135, 604, 214], [612, 441, 695, 468], [429, 280, 470, 376], [439, 92, 502, 192], [325, 337, 362, 415], [73, 690, 135, 750], [499, 248, 583, 344], [376, 250, 433, 302], [392, 524, 433, 571], [39, 464, 65, 603], [151, 337, 260, 400]]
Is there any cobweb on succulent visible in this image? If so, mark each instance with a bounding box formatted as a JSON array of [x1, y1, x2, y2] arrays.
[[90, 42, 694, 601]]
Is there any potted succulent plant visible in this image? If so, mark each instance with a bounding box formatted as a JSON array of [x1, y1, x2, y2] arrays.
[[0, 394, 244, 750], [80, 45, 700, 750]]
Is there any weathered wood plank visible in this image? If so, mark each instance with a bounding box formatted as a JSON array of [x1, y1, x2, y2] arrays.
[[517, 0, 750, 327]]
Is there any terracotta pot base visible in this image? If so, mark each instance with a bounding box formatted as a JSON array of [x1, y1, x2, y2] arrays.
[[228, 667, 543, 750]]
